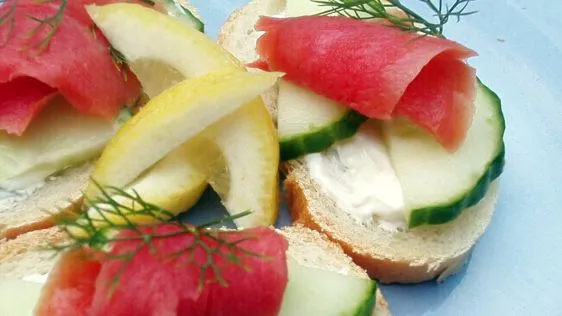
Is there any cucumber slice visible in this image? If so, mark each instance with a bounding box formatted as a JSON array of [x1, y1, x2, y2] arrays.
[[0, 97, 125, 190], [162, 0, 204, 32], [278, 81, 366, 161], [279, 258, 377, 316], [383, 80, 505, 227]]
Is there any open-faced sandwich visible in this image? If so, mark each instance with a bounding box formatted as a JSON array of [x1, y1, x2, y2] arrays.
[[0, 0, 205, 239], [218, 0, 505, 283], [1, 202, 390, 315]]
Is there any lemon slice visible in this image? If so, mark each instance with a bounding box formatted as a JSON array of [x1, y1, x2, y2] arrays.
[[87, 3, 242, 97], [90, 102, 279, 228], [87, 71, 280, 197], [114, 143, 207, 218], [202, 101, 279, 227], [83, 2, 225, 224], [87, 3, 281, 227], [82, 144, 208, 228]]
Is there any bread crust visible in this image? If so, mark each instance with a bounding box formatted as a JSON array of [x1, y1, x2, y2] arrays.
[[0, 163, 92, 240], [1, 210, 75, 241], [217, 4, 245, 47], [0, 226, 65, 278], [280, 225, 391, 315], [285, 173, 471, 283]]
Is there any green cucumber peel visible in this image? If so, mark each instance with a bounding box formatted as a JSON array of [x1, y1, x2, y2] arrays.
[[407, 79, 506, 228], [408, 144, 504, 227], [163, 0, 204, 32], [354, 281, 378, 316], [280, 110, 367, 161]]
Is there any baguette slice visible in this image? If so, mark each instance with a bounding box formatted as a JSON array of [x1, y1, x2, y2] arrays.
[[285, 161, 499, 283], [218, 0, 501, 283], [218, 0, 281, 121], [0, 227, 66, 278], [0, 163, 93, 240], [0, 225, 390, 315]]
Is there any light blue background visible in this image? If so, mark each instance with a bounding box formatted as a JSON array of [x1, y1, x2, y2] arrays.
[[186, 0, 562, 315]]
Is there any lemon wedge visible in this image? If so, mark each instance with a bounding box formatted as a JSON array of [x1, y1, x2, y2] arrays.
[[87, 3, 242, 97], [86, 3, 281, 227], [110, 144, 207, 220], [202, 101, 279, 227], [87, 70, 280, 197], [82, 144, 208, 227]]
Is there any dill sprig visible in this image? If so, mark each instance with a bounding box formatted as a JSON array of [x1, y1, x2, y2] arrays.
[[312, 0, 477, 37], [48, 181, 265, 295], [21, 0, 68, 53], [88, 24, 130, 81], [109, 45, 129, 81], [0, 0, 17, 47], [0, 0, 68, 53]]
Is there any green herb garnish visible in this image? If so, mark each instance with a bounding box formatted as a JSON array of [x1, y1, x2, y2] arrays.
[[0, 0, 17, 47], [312, 0, 477, 37], [48, 181, 265, 295], [109, 44, 129, 80], [0, 0, 68, 53]]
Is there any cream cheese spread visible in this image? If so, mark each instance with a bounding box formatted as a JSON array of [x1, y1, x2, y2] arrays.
[[305, 123, 407, 230], [22, 273, 48, 284], [0, 181, 45, 210]]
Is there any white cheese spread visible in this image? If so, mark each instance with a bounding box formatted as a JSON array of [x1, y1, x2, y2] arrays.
[[306, 123, 407, 230], [0, 180, 45, 210], [22, 273, 48, 284]]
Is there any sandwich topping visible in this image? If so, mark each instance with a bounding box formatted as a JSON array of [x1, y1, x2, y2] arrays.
[[0, 0, 145, 136], [84, 3, 281, 229], [31, 184, 377, 315], [0, 182, 44, 208], [306, 123, 407, 230], [252, 0, 505, 228], [250, 14, 477, 152], [22, 273, 48, 283]]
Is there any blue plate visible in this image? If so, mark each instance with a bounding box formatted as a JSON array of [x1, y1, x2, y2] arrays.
[[186, 1, 562, 315]]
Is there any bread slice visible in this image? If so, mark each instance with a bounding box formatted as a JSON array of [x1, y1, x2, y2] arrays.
[[218, 0, 501, 283], [0, 163, 93, 240], [0, 226, 65, 278], [218, 0, 281, 121], [280, 225, 390, 315], [285, 162, 499, 283], [0, 225, 390, 314]]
